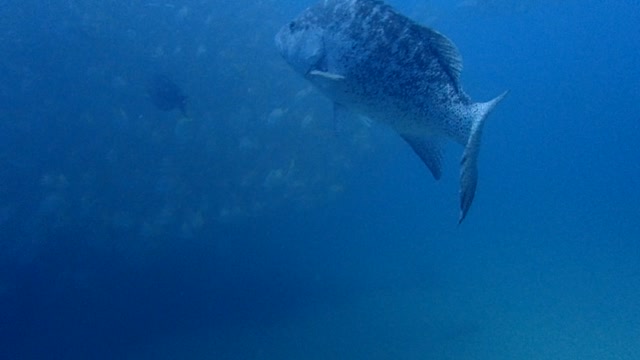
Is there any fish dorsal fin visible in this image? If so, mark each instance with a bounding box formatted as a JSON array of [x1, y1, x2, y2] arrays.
[[400, 134, 443, 180], [425, 28, 463, 82]]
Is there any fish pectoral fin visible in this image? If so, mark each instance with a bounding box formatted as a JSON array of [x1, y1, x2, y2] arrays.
[[400, 134, 443, 180], [309, 70, 345, 81]]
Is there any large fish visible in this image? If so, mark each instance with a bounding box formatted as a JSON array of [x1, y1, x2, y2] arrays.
[[275, 0, 507, 223]]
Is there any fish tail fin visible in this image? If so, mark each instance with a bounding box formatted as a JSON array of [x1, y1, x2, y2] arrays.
[[459, 90, 508, 224]]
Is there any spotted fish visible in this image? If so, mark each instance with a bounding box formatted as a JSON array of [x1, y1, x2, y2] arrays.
[[275, 0, 507, 223]]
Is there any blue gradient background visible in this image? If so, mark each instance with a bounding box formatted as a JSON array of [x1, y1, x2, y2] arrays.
[[1, 0, 638, 359]]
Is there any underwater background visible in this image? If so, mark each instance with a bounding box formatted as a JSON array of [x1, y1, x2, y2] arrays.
[[1, 0, 639, 359]]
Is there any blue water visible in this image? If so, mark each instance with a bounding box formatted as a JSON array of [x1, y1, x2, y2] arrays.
[[1, 0, 639, 359]]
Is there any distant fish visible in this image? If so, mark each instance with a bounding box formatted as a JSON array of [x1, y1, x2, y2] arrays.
[[275, 0, 507, 223], [147, 74, 188, 117]]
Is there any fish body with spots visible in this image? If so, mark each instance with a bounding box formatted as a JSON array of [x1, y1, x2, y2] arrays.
[[275, 0, 507, 223]]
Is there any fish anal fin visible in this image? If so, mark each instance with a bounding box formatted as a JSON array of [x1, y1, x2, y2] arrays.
[[401, 134, 443, 180]]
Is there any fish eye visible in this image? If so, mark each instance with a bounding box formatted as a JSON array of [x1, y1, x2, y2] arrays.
[[289, 21, 298, 31]]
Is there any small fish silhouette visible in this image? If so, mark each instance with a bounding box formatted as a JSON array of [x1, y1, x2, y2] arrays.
[[147, 75, 188, 117]]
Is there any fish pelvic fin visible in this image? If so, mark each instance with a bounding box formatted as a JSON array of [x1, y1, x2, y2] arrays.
[[459, 90, 508, 224]]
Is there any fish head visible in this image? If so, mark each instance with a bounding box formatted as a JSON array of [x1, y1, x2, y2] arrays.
[[275, 5, 330, 77]]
